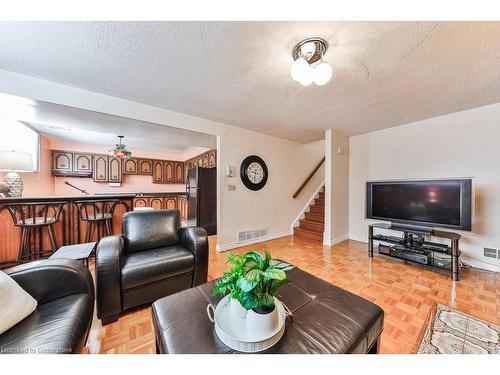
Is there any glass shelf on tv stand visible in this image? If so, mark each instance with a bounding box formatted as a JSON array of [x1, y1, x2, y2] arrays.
[[367, 222, 461, 281]]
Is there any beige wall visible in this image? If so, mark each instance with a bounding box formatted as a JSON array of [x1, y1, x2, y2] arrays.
[[0, 69, 325, 251], [324, 130, 349, 245], [349, 102, 500, 272]]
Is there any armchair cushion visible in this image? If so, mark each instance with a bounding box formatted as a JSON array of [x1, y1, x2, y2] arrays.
[[121, 246, 194, 290], [123, 209, 180, 254], [0, 271, 37, 335]]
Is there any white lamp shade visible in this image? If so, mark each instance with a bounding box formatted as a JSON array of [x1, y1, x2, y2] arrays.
[[313, 62, 333, 86], [0, 150, 34, 172], [291, 57, 312, 83]]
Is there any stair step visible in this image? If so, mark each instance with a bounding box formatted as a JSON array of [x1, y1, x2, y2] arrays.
[[299, 219, 324, 232], [304, 212, 324, 223], [318, 191, 325, 199], [315, 198, 325, 206], [294, 227, 323, 241], [310, 205, 324, 214]]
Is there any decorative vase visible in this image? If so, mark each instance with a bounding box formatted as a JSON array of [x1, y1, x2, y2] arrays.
[[230, 298, 248, 319], [5, 172, 23, 197], [246, 300, 280, 339]]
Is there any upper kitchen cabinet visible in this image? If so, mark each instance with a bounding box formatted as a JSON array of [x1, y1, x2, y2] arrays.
[[208, 150, 216, 167], [138, 159, 153, 175], [52, 150, 92, 177], [123, 158, 138, 174], [93, 155, 108, 182], [174, 162, 184, 183], [108, 157, 122, 182], [152, 160, 164, 183], [52, 151, 73, 174], [73, 153, 93, 174], [164, 161, 174, 183], [93, 155, 123, 182]]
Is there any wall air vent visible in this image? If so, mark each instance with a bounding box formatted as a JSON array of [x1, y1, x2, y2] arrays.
[[238, 228, 268, 242], [483, 248, 497, 259]]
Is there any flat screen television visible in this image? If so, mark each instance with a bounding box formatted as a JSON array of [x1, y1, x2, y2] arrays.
[[366, 179, 472, 231]]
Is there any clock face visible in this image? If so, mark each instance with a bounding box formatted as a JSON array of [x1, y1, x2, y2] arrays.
[[240, 155, 268, 191], [246, 162, 264, 184]]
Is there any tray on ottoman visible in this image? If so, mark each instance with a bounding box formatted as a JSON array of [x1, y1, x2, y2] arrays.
[[152, 266, 384, 354]]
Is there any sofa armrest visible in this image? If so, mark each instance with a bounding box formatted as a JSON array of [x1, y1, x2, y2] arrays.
[[96, 234, 125, 321], [5, 258, 94, 305], [179, 227, 208, 286]]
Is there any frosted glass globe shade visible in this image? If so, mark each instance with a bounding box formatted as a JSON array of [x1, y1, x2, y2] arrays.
[[291, 57, 311, 82], [313, 62, 333, 86]]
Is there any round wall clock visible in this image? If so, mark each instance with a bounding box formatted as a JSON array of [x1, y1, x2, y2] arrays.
[[240, 155, 268, 191]]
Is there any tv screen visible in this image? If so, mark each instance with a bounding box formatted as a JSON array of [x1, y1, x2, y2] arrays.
[[366, 179, 472, 231]]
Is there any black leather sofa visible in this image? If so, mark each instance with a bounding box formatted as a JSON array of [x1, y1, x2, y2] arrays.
[[96, 209, 209, 325], [0, 259, 94, 354]]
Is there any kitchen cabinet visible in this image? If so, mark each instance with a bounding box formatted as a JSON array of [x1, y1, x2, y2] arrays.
[[53, 151, 73, 173], [152, 160, 164, 183], [174, 162, 184, 184], [133, 198, 148, 208], [177, 195, 188, 220], [164, 161, 175, 183], [123, 158, 138, 174], [208, 150, 216, 167], [108, 157, 122, 182], [138, 159, 152, 175], [73, 153, 92, 174], [150, 197, 163, 210], [165, 196, 177, 210], [93, 155, 108, 182]]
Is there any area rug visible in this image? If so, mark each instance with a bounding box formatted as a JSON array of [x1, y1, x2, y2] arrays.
[[417, 303, 499, 354]]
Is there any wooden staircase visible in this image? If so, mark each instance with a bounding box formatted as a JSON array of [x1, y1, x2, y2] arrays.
[[294, 189, 324, 241]]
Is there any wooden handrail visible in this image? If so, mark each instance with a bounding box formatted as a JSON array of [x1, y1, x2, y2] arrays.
[[292, 157, 325, 199]]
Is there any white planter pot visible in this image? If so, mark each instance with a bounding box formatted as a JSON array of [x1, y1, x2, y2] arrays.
[[230, 298, 248, 320], [246, 302, 280, 340]]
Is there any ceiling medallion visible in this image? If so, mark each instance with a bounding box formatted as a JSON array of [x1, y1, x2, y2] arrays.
[[110, 135, 132, 159], [291, 37, 333, 86]]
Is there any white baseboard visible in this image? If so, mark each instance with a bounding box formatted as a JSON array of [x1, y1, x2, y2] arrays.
[[323, 234, 349, 247], [215, 229, 292, 252], [348, 234, 500, 273]]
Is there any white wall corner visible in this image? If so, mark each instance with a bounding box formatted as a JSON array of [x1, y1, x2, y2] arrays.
[[290, 179, 325, 233]]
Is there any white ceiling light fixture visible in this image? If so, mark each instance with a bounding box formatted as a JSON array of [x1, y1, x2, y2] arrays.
[[291, 38, 333, 87]]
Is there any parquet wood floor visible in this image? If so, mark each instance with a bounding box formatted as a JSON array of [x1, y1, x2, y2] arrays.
[[86, 236, 499, 354]]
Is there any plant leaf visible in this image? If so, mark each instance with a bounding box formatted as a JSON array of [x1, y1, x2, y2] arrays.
[[239, 292, 259, 310], [237, 276, 257, 292], [260, 293, 275, 308], [244, 268, 263, 282], [242, 258, 261, 273], [243, 252, 264, 269], [264, 251, 271, 268], [264, 268, 287, 281], [269, 259, 294, 271]]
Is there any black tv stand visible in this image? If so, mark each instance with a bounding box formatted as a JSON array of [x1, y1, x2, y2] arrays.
[[368, 222, 461, 281]]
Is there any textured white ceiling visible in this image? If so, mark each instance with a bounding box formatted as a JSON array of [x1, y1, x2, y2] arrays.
[[0, 21, 500, 142], [0, 97, 216, 154]]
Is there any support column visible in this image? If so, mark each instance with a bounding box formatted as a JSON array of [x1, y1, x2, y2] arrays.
[[323, 129, 350, 246]]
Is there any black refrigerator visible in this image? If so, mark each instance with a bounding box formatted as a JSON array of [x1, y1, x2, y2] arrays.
[[186, 166, 217, 235]]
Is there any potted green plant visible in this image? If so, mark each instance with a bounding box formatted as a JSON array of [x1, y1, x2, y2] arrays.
[[213, 251, 293, 335]]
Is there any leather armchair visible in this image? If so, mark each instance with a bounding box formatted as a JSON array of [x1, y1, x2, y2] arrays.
[[96, 209, 208, 325], [0, 259, 94, 354]]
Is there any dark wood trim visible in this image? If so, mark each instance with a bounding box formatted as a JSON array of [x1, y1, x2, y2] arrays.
[[292, 157, 325, 199]]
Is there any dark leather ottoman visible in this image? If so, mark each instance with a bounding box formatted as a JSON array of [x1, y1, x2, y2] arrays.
[[152, 266, 384, 354]]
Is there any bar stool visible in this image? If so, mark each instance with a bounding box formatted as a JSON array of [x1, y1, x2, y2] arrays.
[[5, 202, 65, 264], [75, 200, 120, 243]]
